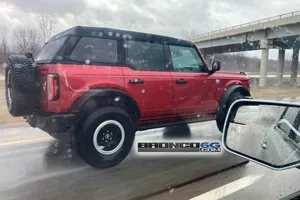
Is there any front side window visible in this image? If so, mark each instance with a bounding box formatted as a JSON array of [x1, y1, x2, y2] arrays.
[[35, 37, 67, 63], [169, 45, 207, 73], [70, 37, 117, 64], [126, 41, 165, 71]]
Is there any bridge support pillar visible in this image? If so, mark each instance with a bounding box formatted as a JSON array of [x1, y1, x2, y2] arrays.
[[259, 39, 269, 87], [204, 54, 213, 67], [291, 48, 299, 86], [277, 49, 285, 86]]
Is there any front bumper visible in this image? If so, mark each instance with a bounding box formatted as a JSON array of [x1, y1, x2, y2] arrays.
[[27, 111, 76, 134]]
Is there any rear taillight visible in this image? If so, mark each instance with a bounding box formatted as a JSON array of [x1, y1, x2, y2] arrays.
[[47, 74, 59, 101]]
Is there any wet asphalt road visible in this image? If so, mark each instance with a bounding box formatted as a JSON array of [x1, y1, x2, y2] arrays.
[[2, 91, 300, 200], [0, 121, 247, 200], [149, 111, 300, 200], [147, 160, 300, 200]]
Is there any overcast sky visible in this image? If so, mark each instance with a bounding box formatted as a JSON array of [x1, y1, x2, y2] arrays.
[[0, 0, 299, 59]]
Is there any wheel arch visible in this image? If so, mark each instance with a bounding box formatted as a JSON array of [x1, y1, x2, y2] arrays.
[[219, 85, 251, 108], [224, 80, 247, 89], [71, 88, 141, 122]]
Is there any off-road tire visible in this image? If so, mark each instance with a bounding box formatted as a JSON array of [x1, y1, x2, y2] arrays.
[[76, 106, 135, 169], [216, 93, 245, 133], [5, 67, 36, 116], [7, 55, 38, 93], [5, 56, 39, 116]]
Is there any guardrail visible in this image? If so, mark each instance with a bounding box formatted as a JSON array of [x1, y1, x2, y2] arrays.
[[187, 10, 300, 39], [248, 74, 300, 78]]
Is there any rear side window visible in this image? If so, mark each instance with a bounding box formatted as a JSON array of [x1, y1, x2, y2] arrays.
[[126, 41, 165, 71], [70, 37, 117, 64], [35, 37, 67, 63]]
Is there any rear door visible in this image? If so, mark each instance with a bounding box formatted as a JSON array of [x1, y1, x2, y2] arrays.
[[122, 40, 173, 121], [168, 45, 215, 116]]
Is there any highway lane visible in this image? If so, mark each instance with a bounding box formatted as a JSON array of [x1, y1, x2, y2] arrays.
[[2, 92, 300, 200], [147, 161, 300, 200], [0, 122, 247, 200], [2, 121, 300, 200], [148, 110, 300, 200]]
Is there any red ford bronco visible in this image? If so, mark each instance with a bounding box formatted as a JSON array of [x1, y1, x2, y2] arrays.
[[5, 26, 250, 168]]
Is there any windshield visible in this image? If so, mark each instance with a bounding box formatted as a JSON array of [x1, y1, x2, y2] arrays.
[[2, 1, 300, 200]]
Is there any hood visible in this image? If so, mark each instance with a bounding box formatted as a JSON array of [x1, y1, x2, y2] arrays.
[[213, 71, 249, 80]]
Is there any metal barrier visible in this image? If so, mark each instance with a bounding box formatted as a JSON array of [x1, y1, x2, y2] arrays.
[[187, 10, 300, 39]]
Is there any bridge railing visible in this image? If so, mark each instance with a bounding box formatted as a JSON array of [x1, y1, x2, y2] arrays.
[[187, 10, 300, 39]]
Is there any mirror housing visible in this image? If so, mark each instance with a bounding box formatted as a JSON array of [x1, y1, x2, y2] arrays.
[[211, 61, 221, 73], [223, 99, 300, 171]]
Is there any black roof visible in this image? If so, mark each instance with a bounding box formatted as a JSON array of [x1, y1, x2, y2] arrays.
[[49, 26, 194, 46]]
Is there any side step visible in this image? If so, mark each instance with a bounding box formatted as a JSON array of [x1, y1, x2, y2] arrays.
[[136, 115, 216, 131]]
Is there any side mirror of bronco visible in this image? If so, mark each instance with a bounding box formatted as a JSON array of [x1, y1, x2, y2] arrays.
[[211, 61, 221, 73]]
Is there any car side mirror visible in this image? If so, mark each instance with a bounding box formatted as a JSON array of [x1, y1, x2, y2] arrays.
[[211, 61, 221, 73], [223, 99, 300, 170]]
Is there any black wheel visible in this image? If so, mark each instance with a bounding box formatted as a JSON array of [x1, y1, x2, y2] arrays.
[[76, 106, 135, 169], [5, 67, 36, 116], [7, 55, 38, 93], [216, 93, 245, 133]]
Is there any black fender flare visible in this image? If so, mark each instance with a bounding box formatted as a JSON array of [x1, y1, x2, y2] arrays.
[[219, 85, 251, 108], [71, 89, 141, 121]]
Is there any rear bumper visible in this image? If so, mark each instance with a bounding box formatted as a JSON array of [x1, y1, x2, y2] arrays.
[[27, 111, 76, 134]]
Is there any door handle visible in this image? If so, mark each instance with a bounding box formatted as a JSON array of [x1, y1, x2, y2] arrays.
[[129, 78, 144, 84], [176, 79, 188, 84]]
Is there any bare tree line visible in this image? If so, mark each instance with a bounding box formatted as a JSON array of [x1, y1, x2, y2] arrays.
[[0, 26, 9, 55], [36, 13, 57, 44], [0, 13, 57, 66], [12, 28, 42, 54], [214, 52, 299, 73]]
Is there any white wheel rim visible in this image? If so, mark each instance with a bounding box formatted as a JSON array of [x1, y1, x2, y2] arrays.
[[93, 120, 125, 155]]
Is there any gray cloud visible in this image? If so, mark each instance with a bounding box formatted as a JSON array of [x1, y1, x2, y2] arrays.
[[61, 0, 213, 37], [1, 0, 300, 39], [0, 0, 86, 15]]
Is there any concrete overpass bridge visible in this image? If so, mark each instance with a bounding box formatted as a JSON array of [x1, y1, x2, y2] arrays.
[[189, 10, 300, 86]]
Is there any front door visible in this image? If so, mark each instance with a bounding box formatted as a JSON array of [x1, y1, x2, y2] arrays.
[[123, 40, 173, 121], [168, 45, 214, 117]]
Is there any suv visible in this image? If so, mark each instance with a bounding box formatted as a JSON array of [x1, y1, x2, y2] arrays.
[[5, 26, 250, 168]]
